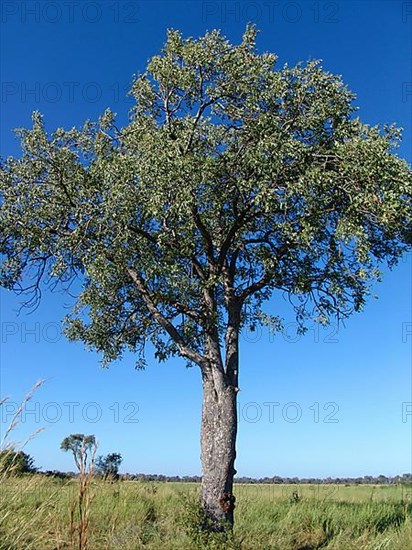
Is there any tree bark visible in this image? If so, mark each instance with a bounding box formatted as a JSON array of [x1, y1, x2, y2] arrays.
[[200, 366, 238, 529]]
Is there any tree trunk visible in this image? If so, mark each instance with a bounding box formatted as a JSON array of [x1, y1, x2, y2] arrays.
[[200, 368, 238, 529]]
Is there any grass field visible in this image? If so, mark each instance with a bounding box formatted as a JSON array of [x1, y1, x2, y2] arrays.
[[1, 478, 411, 549]]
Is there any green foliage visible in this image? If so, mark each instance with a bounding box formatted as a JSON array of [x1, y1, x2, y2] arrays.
[[0, 26, 410, 368], [0, 449, 36, 475]]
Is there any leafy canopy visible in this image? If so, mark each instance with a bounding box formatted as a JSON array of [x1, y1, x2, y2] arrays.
[[1, 26, 410, 369]]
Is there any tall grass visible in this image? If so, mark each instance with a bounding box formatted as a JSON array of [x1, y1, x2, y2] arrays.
[[0, 380, 60, 549], [0, 383, 98, 550], [1, 479, 410, 549]]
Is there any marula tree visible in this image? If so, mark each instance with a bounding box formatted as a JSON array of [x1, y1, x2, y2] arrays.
[[1, 27, 411, 528]]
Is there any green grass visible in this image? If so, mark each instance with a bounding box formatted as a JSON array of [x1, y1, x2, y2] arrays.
[[1, 478, 411, 549]]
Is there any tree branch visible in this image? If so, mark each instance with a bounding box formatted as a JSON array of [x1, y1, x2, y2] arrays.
[[238, 272, 272, 303], [126, 267, 208, 368], [190, 202, 216, 265], [128, 225, 158, 245]]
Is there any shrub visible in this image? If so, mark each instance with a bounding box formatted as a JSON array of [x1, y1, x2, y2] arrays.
[[0, 449, 36, 476]]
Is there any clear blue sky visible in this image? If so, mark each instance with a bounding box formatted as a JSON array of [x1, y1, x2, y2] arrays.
[[0, 0, 411, 478]]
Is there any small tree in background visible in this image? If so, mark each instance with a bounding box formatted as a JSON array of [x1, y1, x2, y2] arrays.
[[60, 434, 97, 474], [95, 452, 123, 481]]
